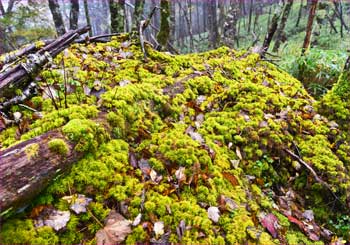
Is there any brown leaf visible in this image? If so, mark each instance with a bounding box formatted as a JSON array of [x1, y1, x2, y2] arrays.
[[96, 210, 132, 245], [222, 172, 239, 186]]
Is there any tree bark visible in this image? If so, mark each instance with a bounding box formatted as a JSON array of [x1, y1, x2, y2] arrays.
[[273, 0, 293, 52], [0, 130, 83, 212], [83, 0, 92, 36], [208, 0, 219, 48], [69, 0, 80, 30], [301, 0, 318, 55], [48, 0, 66, 36], [260, 7, 281, 58], [109, 0, 125, 33], [157, 0, 170, 49]]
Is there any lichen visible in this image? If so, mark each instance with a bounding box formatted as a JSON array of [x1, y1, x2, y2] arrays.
[[25, 143, 40, 160]]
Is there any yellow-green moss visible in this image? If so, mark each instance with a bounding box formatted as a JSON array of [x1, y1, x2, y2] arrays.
[[48, 138, 69, 156], [25, 143, 40, 160]]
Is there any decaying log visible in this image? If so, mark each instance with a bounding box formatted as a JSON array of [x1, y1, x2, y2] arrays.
[[0, 130, 83, 213], [0, 26, 90, 110]]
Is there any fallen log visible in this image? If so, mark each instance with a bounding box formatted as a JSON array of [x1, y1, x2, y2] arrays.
[[0, 130, 83, 213], [0, 26, 90, 110]]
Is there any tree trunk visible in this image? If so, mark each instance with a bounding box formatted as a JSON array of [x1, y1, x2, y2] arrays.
[[109, 0, 125, 33], [0, 130, 83, 212], [157, 0, 170, 49], [169, 0, 176, 47], [260, 7, 281, 58], [208, 0, 219, 48], [301, 0, 318, 55], [273, 0, 293, 52], [295, 0, 303, 27], [83, 0, 92, 36], [131, 0, 145, 32], [247, 0, 253, 33], [69, 0, 80, 30], [48, 0, 66, 36]]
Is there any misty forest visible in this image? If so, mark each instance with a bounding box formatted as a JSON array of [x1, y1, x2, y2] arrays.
[[1, 0, 350, 244]]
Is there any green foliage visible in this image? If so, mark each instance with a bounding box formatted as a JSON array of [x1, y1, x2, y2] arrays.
[[282, 49, 347, 98]]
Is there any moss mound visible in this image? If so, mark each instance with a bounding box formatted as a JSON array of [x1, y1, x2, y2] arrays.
[[1, 35, 349, 244]]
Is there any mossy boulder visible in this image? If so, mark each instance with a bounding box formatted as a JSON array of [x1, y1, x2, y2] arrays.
[[1, 36, 349, 244]]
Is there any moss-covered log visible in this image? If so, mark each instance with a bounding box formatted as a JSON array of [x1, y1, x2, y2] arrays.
[[0, 130, 82, 212]]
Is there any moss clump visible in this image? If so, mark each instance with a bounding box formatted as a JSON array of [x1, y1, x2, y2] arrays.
[[62, 119, 108, 152], [48, 138, 69, 156]]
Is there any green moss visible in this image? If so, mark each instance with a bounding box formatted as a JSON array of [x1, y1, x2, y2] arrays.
[[62, 119, 109, 152], [48, 138, 69, 156]]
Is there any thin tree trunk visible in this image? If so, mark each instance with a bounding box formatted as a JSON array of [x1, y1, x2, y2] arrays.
[[295, 0, 303, 27], [273, 0, 293, 52], [48, 0, 66, 36], [301, 0, 318, 55], [109, 0, 125, 33], [69, 0, 79, 30], [261, 7, 281, 58], [247, 0, 253, 33], [131, 0, 145, 32], [83, 0, 92, 36], [169, 0, 176, 46], [208, 0, 219, 48], [157, 0, 170, 49]]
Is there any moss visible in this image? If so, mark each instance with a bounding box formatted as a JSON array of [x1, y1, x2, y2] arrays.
[[62, 119, 109, 152], [25, 143, 40, 160], [48, 138, 69, 156]]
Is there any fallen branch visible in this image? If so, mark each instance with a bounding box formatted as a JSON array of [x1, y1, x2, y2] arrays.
[[284, 148, 342, 204], [0, 26, 90, 111], [139, 6, 159, 59]]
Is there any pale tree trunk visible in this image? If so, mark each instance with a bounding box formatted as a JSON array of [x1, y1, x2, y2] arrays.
[[48, 0, 66, 36], [109, 0, 125, 33], [273, 0, 293, 52], [169, 0, 176, 46], [69, 0, 79, 30], [302, 0, 318, 55]]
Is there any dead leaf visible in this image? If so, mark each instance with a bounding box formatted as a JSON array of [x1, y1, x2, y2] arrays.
[[34, 208, 70, 231], [96, 210, 132, 245], [128, 150, 138, 168], [260, 213, 279, 238], [222, 172, 239, 186], [132, 213, 142, 226], [236, 146, 243, 160], [207, 206, 220, 223], [62, 194, 92, 214], [303, 210, 314, 222], [175, 167, 186, 183], [154, 221, 164, 237]]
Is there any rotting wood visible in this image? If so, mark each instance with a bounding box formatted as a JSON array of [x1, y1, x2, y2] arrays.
[[0, 130, 83, 213]]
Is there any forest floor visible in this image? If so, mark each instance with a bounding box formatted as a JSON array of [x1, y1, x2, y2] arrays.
[[0, 34, 350, 244]]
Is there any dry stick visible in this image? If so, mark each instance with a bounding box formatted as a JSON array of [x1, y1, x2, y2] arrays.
[[139, 6, 159, 59], [284, 148, 342, 204]]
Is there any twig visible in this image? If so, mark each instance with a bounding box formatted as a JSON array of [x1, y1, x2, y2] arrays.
[[284, 148, 341, 203], [139, 6, 160, 59]]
